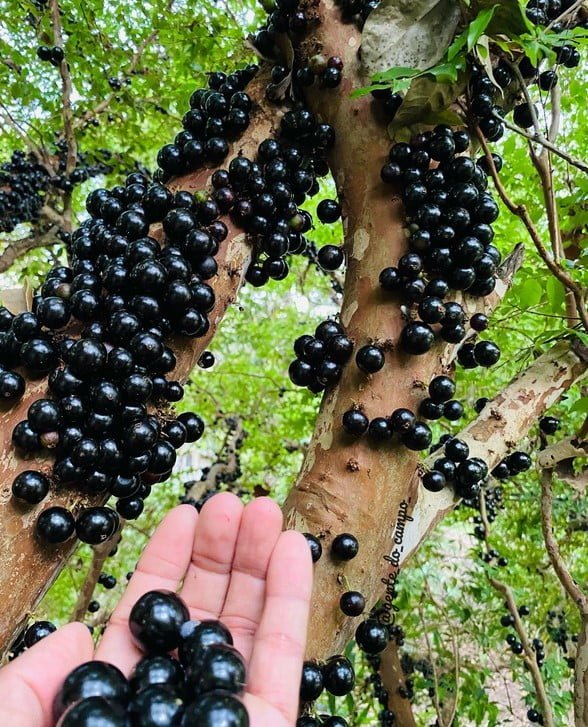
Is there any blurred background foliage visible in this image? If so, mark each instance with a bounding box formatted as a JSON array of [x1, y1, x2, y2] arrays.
[[0, 0, 586, 724]]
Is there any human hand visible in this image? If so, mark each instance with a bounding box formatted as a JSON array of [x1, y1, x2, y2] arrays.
[[0, 493, 313, 726]]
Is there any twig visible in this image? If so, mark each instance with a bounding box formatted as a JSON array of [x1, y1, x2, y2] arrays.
[[539, 469, 588, 614], [487, 577, 555, 727], [0, 107, 49, 170], [491, 111, 588, 175], [71, 0, 175, 132], [0, 226, 60, 273], [417, 604, 445, 726], [40, 204, 66, 228], [547, 0, 584, 29], [49, 0, 76, 231], [70, 529, 122, 622], [474, 127, 588, 331]]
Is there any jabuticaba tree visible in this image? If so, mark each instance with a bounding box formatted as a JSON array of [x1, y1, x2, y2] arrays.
[[0, 0, 587, 724]]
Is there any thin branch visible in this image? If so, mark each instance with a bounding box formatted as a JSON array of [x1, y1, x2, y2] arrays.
[[547, 0, 584, 29], [475, 127, 588, 331], [491, 111, 588, 175], [49, 0, 76, 231], [0, 107, 49, 171], [487, 576, 555, 727], [0, 226, 60, 273], [71, 0, 175, 133], [70, 529, 122, 622], [539, 468, 588, 614], [40, 204, 66, 228]]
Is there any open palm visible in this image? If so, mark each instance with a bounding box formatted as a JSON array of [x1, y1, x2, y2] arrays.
[[0, 493, 313, 726]]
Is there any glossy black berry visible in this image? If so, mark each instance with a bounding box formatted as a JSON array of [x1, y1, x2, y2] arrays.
[[342, 409, 369, 436], [323, 656, 355, 696], [76, 507, 119, 545], [401, 322, 434, 355], [181, 692, 248, 727], [368, 417, 393, 441], [423, 470, 446, 492], [318, 245, 344, 271], [355, 345, 385, 374], [401, 422, 432, 451], [340, 591, 365, 617], [507, 451, 532, 474], [36, 506, 75, 543], [470, 313, 489, 331], [445, 438, 469, 462], [355, 619, 388, 654], [12, 470, 50, 504], [474, 341, 501, 367], [303, 533, 322, 563], [189, 643, 246, 695], [317, 199, 341, 223], [0, 370, 25, 401], [428, 375, 456, 403], [331, 533, 359, 560], [54, 661, 129, 720], [300, 661, 324, 701], [24, 620, 57, 647], [129, 590, 190, 654], [444, 400, 464, 421], [539, 416, 560, 435]]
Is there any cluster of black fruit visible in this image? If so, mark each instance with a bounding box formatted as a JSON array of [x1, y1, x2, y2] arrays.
[[253, 0, 310, 59], [154, 65, 258, 183], [468, 3, 582, 140], [0, 145, 112, 233], [2, 59, 312, 543], [379, 125, 503, 359], [289, 319, 353, 393], [223, 111, 339, 287], [266, 53, 345, 101], [301, 529, 392, 720], [342, 402, 433, 451], [362, 655, 397, 727], [426, 433, 489, 497], [181, 416, 247, 509], [52, 589, 249, 726], [546, 609, 577, 670], [36, 44, 65, 66]]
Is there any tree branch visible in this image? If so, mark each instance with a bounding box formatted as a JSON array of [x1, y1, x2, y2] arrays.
[[49, 0, 76, 230], [0, 70, 279, 656], [379, 642, 418, 727], [475, 127, 587, 331], [490, 111, 588, 175], [399, 337, 588, 570], [487, 576, 555, 727], [0, 227, 60, 273], [70, 527, 123, 622]]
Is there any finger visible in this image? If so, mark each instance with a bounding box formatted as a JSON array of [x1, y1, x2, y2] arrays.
[[180, 492, 244, 620], [0, 622, 93, 727], [220, 497, 283, 662], [95, 504, 198, 673], [246, 530, 313, 724]]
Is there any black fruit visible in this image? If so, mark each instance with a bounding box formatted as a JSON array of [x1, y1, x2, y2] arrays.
[[130, 590, 190, 654]]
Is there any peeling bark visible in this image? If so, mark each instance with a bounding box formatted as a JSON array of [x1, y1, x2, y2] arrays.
[[0, 74, 279, 656]]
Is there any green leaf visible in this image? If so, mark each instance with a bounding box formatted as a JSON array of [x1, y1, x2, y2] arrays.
[[518, 278, 544, 308], [447, 28, 468, 62], [467, 5, 497, 51]]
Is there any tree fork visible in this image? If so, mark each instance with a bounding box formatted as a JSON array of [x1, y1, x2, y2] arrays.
[[0, 71, 279, 657]]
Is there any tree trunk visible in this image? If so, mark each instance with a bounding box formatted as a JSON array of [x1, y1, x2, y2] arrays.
[[0, 73, 278, 656]]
